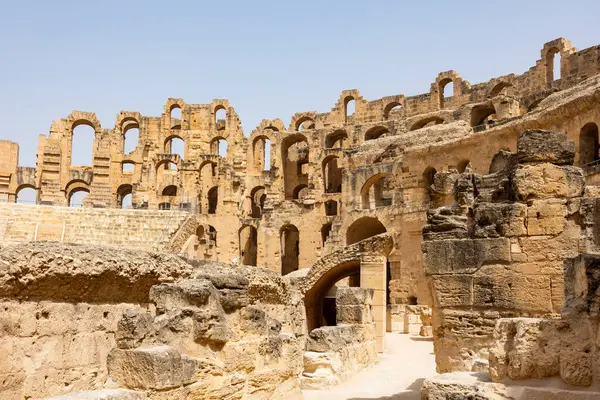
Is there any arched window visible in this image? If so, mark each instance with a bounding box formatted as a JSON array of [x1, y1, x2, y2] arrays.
[[208, 225, 217, 247], [280, 224, 299, 275], [71, 123, 95, 166], [579, 123, 600, 166], [16, 186, 37, 204], [69, 189, 89, 208], [170, 105, 182, 129], [282, 135, 309, 200], [117, 184, 133, 208], [165, 136, 184, 160], [325, 130, 347, 149], [439, 78, 454, 109], [365, 126, 389, 141], [122, 120, 139, 154], [361, 174, 393, 209], [345, 98, 355, 122], [239, 225, 258, 266], [162, 185, 177, 196], [293, 184, 308, 200], [470, 105, 497, 127], [321, 223, 333, 246], [547, 48, 561, 84], [384, 103, 402, 120], [252, 136, 271, 171], [250, 186, 266, 218], [210, 137, 228, 157], [208, 186, 218, 214], [322, 156, 342, 193], [346, 217, 386, 245], [215, 107, 226, 131], [122, 162, 135, 173]]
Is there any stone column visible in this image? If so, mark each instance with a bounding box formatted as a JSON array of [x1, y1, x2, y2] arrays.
[[360, 254, 387, 352]]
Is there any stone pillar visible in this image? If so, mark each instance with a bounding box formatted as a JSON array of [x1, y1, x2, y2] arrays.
[[360, 254, 387, 352]]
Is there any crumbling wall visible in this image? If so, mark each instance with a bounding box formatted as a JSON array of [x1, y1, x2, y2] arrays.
[[422, 130, 585, 373]]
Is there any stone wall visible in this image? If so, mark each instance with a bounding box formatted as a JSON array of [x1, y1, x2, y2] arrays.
[[422, 130, 586, 373]]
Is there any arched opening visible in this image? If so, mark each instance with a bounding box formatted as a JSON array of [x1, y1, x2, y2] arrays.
[[410, 116, 444, 131], [208, 225, 217, 247], [282, 135, 309, 200], [165, 136, 185, 160], [250, 186, 266, 218], [579, 122, 600, 166], [384, 103, 402, 120], [365, 126, 389, 141], [215, 107, 226, 131], [305, 260, 362, 331], [162, 185, 177, 196], [122, 162, 135, 173], [293, 184, 308, 200], [439, 78, 454, 109], [470, 104, 497, 127], [488, 82, 513, 99], [71, 123, 95, 166], [170, 105, 182, 129], [345, 98, 355, 123], [280, 224, 299, 275], [346, 217, 386, 245], [117, 184, 133, 208], [457, 159, 471, 173], [324, 199, 338, 216], [361, 174, 394, 210], [68, 188, 89, 208], [252, 136, 271, 171], [210, 137, 228, 158], [321, 223, 333, 247], [239, 225, 258, 266], [546, 48, 561, 84], [16, 186, 37, 204], [296, 117, 315, 132], [325, 130, 347, 149], [322, 156, 342, 193], [122, 119, 139, 154], [423, 167, 437, 202], [207, 186, 218, 214]]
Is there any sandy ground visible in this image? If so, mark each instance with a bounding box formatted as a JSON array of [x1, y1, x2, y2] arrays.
[[302, 332, 438, 400]]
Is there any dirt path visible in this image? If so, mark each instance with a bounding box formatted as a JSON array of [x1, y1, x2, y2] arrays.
[[303, 333, 437, 400]]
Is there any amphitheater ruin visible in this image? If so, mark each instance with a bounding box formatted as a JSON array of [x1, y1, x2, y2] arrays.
[[2, 37, 600, 399]]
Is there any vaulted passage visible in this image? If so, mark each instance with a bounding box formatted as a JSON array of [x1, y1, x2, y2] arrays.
[[323, 156, 342, 193], [239, 225, 258, 266], [282, 135, 309, 200], [579, 122, 599, 165], [281, 224, 299, 275], [346, 217, 386, 245]]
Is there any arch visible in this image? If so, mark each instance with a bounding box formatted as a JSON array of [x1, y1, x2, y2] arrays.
[[410, 116, 444, 131], [15, 185, 37, 204], [324, 199, 338, 216], [122, 119, 140, 154], [71, 123, 95, 166], [122, 161, 135, 173], [252, 136, 272, 171], [207, 186, 218, 214], [423, 167, 437, 202], [321, 222, 333, 247], [165, 135, 184, 160], [365, 126, 389, 141], [470, 104, 497, 127], [325, 130, 347, 149], [239, 225, 258, 266], [215, 106, 226, 131], [488, 82, 513, 99], [457, 159, 471, 173], [250, 186, 266, 218], [208, 225, 217, 247], [282, 135, 309, 200], [210, 137, 228, 157], [293, 184, 308, 200], [383, 102, 402, 120], [162, 185, 177, 196], [579, 122, 600, 166], [439, 78, 454, 109], [116, 184, 133, 208], [295, 116, 315, 132], [156, 160, 178, 175], [345, 97, 355, 122], [360, 173, 393, 210], [170, 105, 182, 129], [346, 217, 386, 245], [546, 47, 561, 84], [322, 156, 342, 193], [280, 224, 300, 275]]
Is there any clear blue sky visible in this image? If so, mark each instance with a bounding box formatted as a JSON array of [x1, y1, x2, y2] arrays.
[[1, 0, 599, 167]]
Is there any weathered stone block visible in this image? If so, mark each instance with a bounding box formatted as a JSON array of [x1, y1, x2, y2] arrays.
[[33, 389, 146, 400], [431, 275, 473, 307], [473, 203, 526, 238], [516, 130, 575, 165], [512, 164, 583, 201], [423, 238, 511, 275], [526, 199, 566, 236], [149, 279, 216, 311], [335, 287, 373, 306], [336, 305, 372, 324]]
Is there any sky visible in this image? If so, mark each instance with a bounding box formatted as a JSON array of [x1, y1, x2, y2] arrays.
[[1, 0, 599, 171]]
